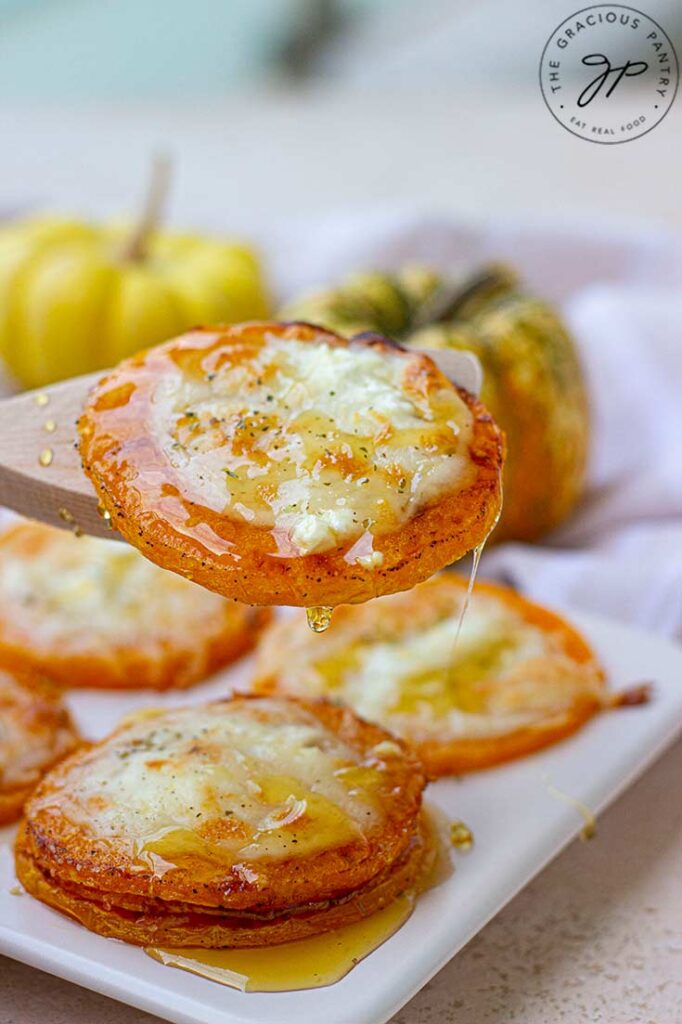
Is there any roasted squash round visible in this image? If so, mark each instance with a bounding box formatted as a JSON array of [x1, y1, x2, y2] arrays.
[[253, 574, 646, 776], [16, 694, 429, 947], [78, 321, 503, 608], [0, 520, 270, 691]]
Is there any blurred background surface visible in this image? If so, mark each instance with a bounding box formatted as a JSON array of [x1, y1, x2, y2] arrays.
[[0, 0, 680, 98], [0, 0, 681, 227]]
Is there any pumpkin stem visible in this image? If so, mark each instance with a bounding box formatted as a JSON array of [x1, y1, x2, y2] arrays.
[[411, 264, 517, 330], [122, 154, 172, 262]]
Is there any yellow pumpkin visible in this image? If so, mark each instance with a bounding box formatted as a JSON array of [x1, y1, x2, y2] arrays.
[[281, 265, 590, 543], [0, 215, 270, 388]]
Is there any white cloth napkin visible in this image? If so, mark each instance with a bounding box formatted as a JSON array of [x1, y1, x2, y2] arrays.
[[483, 284, 682, 638], [262, 212, 682, 639]]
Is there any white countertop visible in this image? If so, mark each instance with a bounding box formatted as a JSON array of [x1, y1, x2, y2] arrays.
[[2, 736, 680, 1024]]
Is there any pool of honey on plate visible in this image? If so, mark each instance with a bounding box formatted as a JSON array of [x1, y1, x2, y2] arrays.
[[144, 809, 454, 993], [145, 894, 415, 993]]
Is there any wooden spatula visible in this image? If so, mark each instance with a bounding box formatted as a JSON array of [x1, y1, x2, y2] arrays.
[[0, 349, 482, 541]]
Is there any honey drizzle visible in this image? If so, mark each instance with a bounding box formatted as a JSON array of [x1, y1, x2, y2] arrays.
[[542, 775, 597, 841], [145, 810, 451, 993], [444, 537, 487, 695], [453, 541, 485, 649], [448, 473, 503, 680], [306, 606, 333, 633]]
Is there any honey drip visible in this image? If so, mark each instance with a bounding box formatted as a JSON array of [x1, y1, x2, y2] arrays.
[[453, 541, 485, 649], [58, 507, 83, 537], [445, 538, 487, 695], [449, 820, 474, 851], [38, 447, 53, 467], [97, 502, 114, 529], [306, 606, 333, 633], [145, 810, 452, 993], [34, 392, 49, 407], [543, 775, 597, 841]]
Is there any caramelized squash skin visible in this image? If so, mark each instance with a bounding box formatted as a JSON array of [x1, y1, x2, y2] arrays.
[[78, 322, 504, 608], [15, 817, 430, 949]]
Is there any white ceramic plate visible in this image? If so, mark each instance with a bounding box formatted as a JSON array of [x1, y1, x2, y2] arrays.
[[1, 609, 681, 1024]]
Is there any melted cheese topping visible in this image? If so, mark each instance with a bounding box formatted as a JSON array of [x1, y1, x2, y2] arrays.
[[0, 672, 74, 789], [32, 699, 386, 867], [153, 334, 474, 555], [259, 589, 604, 742], [0, 530, 234, 652]]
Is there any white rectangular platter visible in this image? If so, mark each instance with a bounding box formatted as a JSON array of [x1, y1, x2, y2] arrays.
[[1, 609, 681, 1024]]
